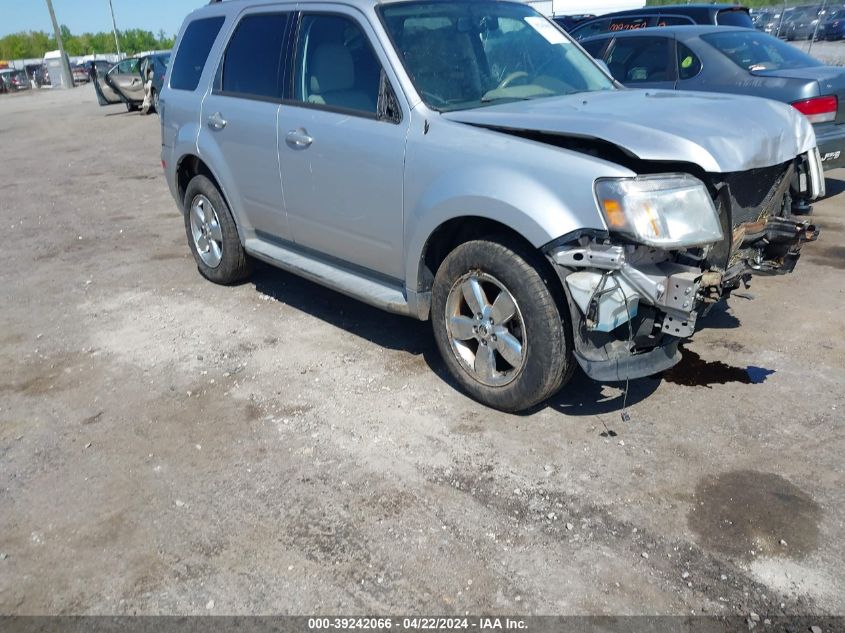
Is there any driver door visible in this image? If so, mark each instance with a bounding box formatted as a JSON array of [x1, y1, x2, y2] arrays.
[[94, 58, 144, 106]]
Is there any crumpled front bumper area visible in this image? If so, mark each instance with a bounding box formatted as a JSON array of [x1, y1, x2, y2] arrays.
[[547, 150, 822, 382], [549, 244, 715, 382]]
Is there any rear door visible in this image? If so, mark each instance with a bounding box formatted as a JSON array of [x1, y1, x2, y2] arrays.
[[199, 8, 293, 240], [601, 35, 676, 89]]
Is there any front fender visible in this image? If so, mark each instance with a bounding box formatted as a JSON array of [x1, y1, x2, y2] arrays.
[[402, 114, 635, 293]]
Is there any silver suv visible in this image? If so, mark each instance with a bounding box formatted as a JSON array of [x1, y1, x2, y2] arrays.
[[161, 0, 822, 412]]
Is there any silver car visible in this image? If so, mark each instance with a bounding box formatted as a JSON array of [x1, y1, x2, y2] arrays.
[[160, 0, 822, 412]]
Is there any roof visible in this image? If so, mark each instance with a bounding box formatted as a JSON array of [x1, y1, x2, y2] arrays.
[[191, 0, 409, 15], [599, 3, 748, 14]]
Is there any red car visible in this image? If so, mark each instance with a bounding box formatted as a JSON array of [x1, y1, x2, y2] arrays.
[[71, 65, 89, 84]]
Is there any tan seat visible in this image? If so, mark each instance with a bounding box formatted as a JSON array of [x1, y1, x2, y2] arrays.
[[307, 43, 375, 111]]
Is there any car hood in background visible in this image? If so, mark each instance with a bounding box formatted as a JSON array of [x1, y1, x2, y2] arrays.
[[442, 89, 816, 173]]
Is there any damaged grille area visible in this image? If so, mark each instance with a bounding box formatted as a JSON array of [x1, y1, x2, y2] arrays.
[[708, 159, 818, 281], [713, 161, 797, 269], [722, 161, 794, 227]]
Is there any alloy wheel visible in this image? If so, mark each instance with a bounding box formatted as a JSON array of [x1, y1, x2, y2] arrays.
[[444, 271, 527, 387], [189, 194, 223, 268]]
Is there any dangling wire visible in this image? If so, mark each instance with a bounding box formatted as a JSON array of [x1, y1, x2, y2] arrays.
[[616, 280, 635, 424]]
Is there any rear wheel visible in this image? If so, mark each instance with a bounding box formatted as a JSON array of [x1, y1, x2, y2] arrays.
[[183, 175, 252, 285], [431, 238, 574, 412]]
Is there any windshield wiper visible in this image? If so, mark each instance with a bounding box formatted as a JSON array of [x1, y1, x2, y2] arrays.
[[480, 95, 537, 103]]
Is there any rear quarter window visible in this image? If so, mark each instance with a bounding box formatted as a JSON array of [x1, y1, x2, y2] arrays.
[[657, 15, 695, 26], [171, 16, 225, 91], [717, 9, 754, 28]]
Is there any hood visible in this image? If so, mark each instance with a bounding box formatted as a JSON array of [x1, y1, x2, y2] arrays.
[[442, 89, 816, 173]]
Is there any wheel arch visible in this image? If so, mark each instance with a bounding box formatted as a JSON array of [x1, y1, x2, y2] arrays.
[[410, 215, 567, 321], [176, 153, 248, 245]]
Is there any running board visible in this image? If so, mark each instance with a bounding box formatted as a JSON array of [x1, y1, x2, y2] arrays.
[[244, 237, 413, 317]]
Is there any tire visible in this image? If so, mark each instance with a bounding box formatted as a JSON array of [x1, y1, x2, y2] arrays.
[[152, 89, 159, 114], [183, 175, 252, 285], [431, 238, 574, 412], [125, 102, 138, 112]]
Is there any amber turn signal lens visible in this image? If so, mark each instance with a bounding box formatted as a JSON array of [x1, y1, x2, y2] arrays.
[[602, 199, 625, 228]]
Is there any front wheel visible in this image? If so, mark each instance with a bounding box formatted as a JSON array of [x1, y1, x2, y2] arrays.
[[431, 239, 574, 412]]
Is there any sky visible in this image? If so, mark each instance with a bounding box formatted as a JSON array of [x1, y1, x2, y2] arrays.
[[0, 0, 209, 38]]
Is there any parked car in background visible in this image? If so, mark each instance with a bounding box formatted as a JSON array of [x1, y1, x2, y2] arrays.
[[71, 64, 89, 84], [819, 8, 845, 39], [551, 14, 596, 31], [570, 4, 753, 40], [93, 52, 170, 112], [753, 9, 783, 35], [581, 25, 845, 169], [782, 5, 822, 40], [160, 0, 822, 411], [0, 69, 31, 92]]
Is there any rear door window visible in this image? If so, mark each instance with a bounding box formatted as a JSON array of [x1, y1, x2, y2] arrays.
[[221, 13, 289, 99], [171, 16, 225, 91], [605, 36, 672, 83], [608, 16, 656, 33]]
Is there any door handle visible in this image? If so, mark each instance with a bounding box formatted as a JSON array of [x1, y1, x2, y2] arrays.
[[207, 112, 227, 131], [285, 128, 313, 149]]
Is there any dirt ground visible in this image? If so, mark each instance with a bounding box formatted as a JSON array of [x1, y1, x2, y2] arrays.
[[0, 86, 843, 617]]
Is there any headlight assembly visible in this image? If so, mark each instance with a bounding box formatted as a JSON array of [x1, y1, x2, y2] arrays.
[[595, 174, 723, 248]]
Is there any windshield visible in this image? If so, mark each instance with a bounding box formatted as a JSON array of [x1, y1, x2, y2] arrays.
[[702, 30, 822, 71], [379, 0, 615, 111]]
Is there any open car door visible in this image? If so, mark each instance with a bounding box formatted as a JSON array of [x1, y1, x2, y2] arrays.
[[93, 58, 145, 107]]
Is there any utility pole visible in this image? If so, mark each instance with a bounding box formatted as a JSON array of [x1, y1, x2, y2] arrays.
[[808, 0, 826, 56], [45, 0, 75, 89], [108, 0, 123, 60]]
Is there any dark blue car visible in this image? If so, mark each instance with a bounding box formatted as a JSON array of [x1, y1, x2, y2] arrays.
[[819, 9, 845, 40]]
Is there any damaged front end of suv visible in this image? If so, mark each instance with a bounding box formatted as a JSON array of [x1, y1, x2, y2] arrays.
[[545, 150, 822, 381], [442, 84, 823, 384]]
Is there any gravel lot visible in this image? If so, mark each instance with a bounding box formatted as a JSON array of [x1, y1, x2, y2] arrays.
[[790, 39, 845, 65], [0, 86, 843, 617]]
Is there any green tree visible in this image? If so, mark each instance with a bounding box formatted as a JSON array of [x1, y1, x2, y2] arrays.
[[0, 24, 175, 60]]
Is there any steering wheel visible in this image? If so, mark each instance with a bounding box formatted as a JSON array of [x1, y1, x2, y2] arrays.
[[497, 71, 530, 89]]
